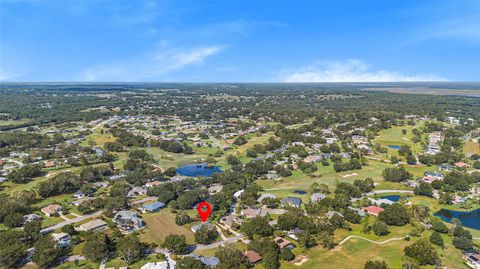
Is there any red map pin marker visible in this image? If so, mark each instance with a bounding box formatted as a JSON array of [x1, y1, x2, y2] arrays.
[[197, 201, 212, 222]]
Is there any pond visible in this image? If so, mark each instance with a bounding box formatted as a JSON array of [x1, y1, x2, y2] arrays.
[[293, 190, 307, 195], [434, 209, 480, 230], [176, 164, 223, 177], [388, 145, 401, 149], [380, 195, 401, 202]]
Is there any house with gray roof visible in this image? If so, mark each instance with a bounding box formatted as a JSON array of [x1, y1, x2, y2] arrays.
[[311, 193, 326, 203], [281, 197, 302, 208], [113, 210, 144, 233]]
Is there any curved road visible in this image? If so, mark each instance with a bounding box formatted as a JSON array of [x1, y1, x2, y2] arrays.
[[338, 235, 408, 246]]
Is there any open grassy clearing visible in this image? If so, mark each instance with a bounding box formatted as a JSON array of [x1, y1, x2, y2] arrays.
[[464, 141, 480, 155], [138, 210, 195, 246], [372, 125, 423, 157], [0, 119, 31, 126], [257, 160, 399, 198]]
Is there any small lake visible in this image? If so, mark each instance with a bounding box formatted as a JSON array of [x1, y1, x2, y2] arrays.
[[293, 190, 307, 195], [176, 164, 223, 177], [388, 145, 401, 149], [434, 209, 480, 230], [380, 195, 401, 202]]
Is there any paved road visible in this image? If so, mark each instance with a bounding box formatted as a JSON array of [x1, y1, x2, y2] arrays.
[[338, 235, 408, 246], [367, 190, 414, 195], [40, 210, 103, 234]]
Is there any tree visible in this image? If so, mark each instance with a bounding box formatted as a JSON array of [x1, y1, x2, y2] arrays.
[[453, 236, 473, 250], [280, 248, 294, 261], [175, 212, 193, 225], [24, 219, 42, 240], [364, 260, 389, 269], [414, 182, 433, 197], [252, 238, 280, 269], [378, 204, 409, 226], [382, 167, 412, 182], [117, 235, 147, 265], [430, 218, 448, 234], [161, 234, 187, 254], [227, 155, 241, 166], [177, 256, 207, 269], [372, 221, 389, 236], [404, 239, 438, 266], [195, 225, 219, 245], [0, 231, 28, 269], [215, 245, 248, 269], [429, 231, 444, 247], [32, 236, 65, 269], [4, 213, 23, 228], [82, 232, 109, 262], [241, 216, 273, 239]]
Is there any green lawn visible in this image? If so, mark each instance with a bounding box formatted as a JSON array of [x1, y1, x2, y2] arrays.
[[138, 210, 195, 246], [464, 141, 480, 155], [372, 125, 424, 157]]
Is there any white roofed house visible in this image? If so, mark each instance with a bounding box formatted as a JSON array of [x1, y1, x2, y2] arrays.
[[51, 232, 71, 248], [78, 219, 107, 232]]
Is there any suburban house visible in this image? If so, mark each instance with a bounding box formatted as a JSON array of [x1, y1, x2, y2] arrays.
[[439, 164, 454, 172], [208, 184, 223, 194], [287, 227, 303, 241], [145, 181, 163, 188], [311, 193, 326, 203], [51, 232, 71, 248], [274, 237, 295, 249], [70, 197, 93, 207], [220, 215, 243, 229], [41, 204, 62, 217], [257, 193, 277, 203], [325, 211, 344, 219], [127, 187, 147, 197], [363, 206, 384, 216], [281, 197, 302, 208], [191, 222, 215, 233], [139, 201, 165, 213], [22, 213, 42, 223], [304, 155, 322, 163], [73, 190, 85, 199], [78, 219, 107, 232], [463, 252, 480, 269], [141, 256, 176, 269], [455, 161, 471, 168], [241, 207, 269, 218], [188, 254, 220, 268], [113, 210, 144, 233], [244, 250, 262, 264], [424, 171, 444, 180]]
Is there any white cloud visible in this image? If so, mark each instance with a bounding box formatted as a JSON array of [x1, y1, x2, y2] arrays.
[[280, 59, 446, 82], [80, 45, 223, 81]]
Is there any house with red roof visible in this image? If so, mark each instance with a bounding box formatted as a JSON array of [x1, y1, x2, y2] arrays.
[[363, 206, 384, 216]]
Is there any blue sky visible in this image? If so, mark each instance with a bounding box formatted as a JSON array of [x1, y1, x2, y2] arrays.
[[1, 0, 479, 82]]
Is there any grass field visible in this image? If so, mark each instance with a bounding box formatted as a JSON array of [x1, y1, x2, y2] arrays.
[[372, 125, 423, 157], [138, 210, 195, 246], [256, 160, 403, 200], [464, 141, 480, 155], [0, 119, 30, 126]]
